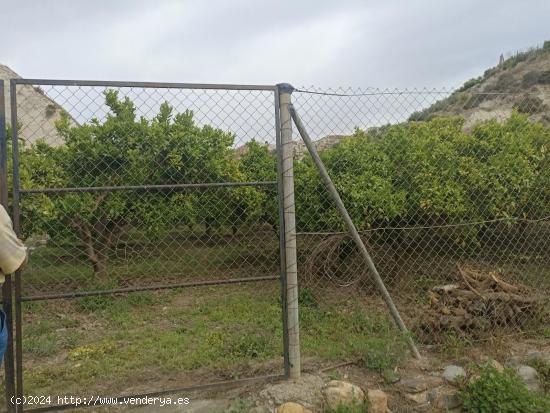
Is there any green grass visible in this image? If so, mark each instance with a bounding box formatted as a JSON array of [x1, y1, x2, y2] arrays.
[[2, 283, 401, 403], [19, 286, 282, 397], [9, 237, 547, 407], [460, 364, 550, 412], [527, 357, 550, 394], [25, 237, 279, 292]]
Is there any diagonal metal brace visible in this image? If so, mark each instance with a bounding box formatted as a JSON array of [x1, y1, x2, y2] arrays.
[[288, 103, 421, 359]]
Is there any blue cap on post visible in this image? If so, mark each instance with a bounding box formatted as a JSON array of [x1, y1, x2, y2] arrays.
[[276, 83, 294, 94]]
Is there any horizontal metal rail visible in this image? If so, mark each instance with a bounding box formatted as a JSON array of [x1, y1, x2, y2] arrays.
[[23, 373, 284, 412], [20, 275, 279, 302], [14, 78, 277, 91], [20, 181, 277, 194]]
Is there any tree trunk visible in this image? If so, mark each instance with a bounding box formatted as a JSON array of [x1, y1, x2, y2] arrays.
[[74, 218, 128, 277], [92, 256, 108, 277]]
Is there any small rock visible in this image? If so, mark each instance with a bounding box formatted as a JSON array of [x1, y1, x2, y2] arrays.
[[277, 402, 313, 413], [516, 365, 540, 392], [428, 387, 462, 410], [323, 380, 365, 410], [259, 375, 323, 409], [505, 355, 522, 368], [525, 350, 543, 361], [404, 390, 429, 405], [399, 376, 444, 393], [367, 389, 387, 413], [442, 365, 466, 384]]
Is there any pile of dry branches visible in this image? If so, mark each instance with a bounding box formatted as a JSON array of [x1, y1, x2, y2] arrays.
[[417, 265, 544, 340]]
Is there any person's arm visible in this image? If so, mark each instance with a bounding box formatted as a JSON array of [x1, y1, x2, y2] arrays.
[[0, 206, 27, 275]]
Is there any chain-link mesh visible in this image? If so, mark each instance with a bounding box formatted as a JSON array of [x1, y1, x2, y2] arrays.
[[291, 87, 550, 345], [6, 82, 286, 405], [4, 79, 550, 406], [11, 84, 280, 296]]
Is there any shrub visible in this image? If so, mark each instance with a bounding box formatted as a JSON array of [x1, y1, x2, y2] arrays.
[[458, 77, 483, 92], [527, 358, 550, 394], [514, 96, 547, 114], [483, 67, 499, 79], [323, 400, 369, 413], [494, 72, 517, 90], [295, 113, 550, 249], [298, 287, 318, 307], [540, 70, 550, 84], [463, 93, 488, 109], [523, 70, 550, 87], [460, 365, 550, 412]]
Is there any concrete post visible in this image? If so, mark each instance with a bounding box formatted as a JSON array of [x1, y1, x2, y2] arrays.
[[277, 83, 300, 378]]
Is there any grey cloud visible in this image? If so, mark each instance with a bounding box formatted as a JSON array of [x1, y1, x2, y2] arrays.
[[1, 0, 549, 87]]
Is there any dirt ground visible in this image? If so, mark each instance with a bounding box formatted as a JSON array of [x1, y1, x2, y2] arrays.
[[43, 335, 549, 413]]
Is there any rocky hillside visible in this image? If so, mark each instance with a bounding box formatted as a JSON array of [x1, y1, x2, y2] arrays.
[[1, 64, 77, 146], [409, 41, 550, 128]]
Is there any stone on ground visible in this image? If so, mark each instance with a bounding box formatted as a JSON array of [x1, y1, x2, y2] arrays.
[[404, 390, 429, 405], [516, 365, 540, 392], [428, 387, 462, 410], [366, 389, 387, 413], [505, 355, 522, 368], [323, 380, 365, 410], [277, 401, 313, 413], [442, 365, 466, 384], [399, 375, 443, 393], [259, 374, 323, 410]]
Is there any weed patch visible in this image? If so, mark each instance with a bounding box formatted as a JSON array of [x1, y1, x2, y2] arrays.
[[460, 364, 550, 412]]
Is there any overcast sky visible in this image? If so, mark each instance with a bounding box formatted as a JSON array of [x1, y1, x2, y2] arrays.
[[1, 0, 549, 89]]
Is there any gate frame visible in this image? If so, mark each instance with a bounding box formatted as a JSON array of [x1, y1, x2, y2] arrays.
[[5, 79, 299, 412], [1, 80, 17, 413]]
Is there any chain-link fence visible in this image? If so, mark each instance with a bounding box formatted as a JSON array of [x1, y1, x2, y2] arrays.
[[2, 80, 291, 411], [290, 86, 550, 349], [1, 78, 549, 410]]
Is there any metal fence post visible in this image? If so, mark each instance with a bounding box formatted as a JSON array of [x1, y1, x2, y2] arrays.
[[277, 83, 300, 379], [0, 80, 17, 413], [9, 79, 24, 410]]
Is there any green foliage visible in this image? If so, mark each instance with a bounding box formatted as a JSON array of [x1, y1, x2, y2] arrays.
[[460, 365, 550, 412], [223, 399, 256, 413], [298, 287, 317, 307], [323, 399, 369, 413], [16, 90, 263, 274], [360, 334, 407, 374], [408, 91, 463, 121], [458, 77, 483, 92], [238, 139, 278, 230], [440, 331, 474, 358], [523, 70, 550, 87], [527, 358, 550, 394], [295, 113, 550, 248], [13, 91, 550, 272]]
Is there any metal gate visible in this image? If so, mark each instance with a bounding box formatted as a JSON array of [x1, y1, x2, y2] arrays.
[[1, 79, 297, 412]]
